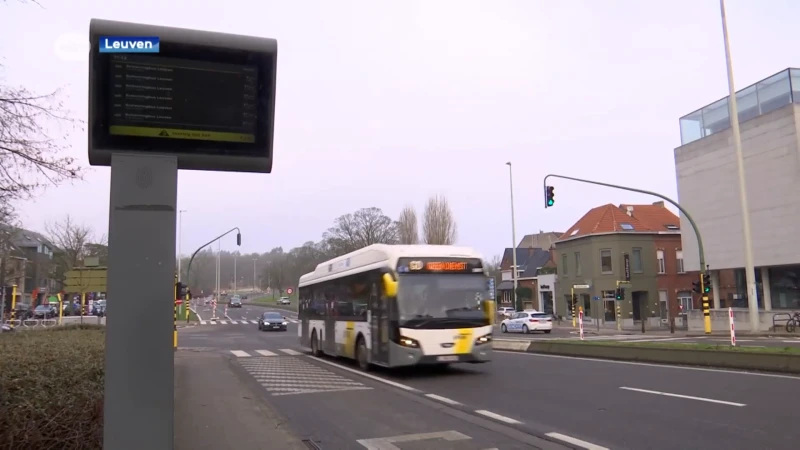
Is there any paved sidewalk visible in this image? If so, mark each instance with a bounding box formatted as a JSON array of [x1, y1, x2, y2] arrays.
[[174, 350, 307, 450]]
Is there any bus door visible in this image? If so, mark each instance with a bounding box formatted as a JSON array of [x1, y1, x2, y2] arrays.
[[369, 280, 390, 365], [324, 299, 337, 354]]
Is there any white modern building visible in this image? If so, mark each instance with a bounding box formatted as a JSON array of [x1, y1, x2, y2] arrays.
[[674, 68, 800, 329]]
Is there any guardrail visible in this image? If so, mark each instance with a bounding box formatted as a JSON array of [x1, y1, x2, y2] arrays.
[[1, 316, 106, 330]]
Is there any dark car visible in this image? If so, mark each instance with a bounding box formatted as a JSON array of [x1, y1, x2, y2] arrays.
[[228, 296, 242, 308], [258, 311, 288, 331], [13, 303, 33, 320], [33, 305, 56, 319]]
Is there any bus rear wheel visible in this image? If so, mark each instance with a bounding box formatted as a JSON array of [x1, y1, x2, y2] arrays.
[[311, 331, 322, 356], [356, 336, 371, 372]]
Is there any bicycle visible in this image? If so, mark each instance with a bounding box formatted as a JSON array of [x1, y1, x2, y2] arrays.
[[785, 312, 800, 333]]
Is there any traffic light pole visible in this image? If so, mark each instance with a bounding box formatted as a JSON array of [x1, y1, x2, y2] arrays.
[[544, 174, 711, 334]]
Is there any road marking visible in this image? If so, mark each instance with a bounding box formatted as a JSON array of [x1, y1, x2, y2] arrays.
[[782, 340, 800, 344], [494, 350, 800, 380], [308, 355, 422, 392], [219, 321, 227, 324], [425, 393, 461, 405], [208, 321, 217, 325], [279, 348, 301, 355], [622, 337, 695, 343], [251, 320, 259, 324], [357, 430, 472, 450], [474, 410, 521, 424], [199, 320, 207, 325], [255, 350, 278, 357], [230, 350, 251, 358], [619, 387, 745, 407], [545, 432, 609, 450], [229, 320, 238, 324]]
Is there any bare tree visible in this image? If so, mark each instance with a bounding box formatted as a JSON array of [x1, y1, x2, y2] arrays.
[[323, 207, 397, 255], [0, 2, 83, 216], [422, 195, 457, 245], [397, 205, 419, 245], [45, 216, 93, 271]]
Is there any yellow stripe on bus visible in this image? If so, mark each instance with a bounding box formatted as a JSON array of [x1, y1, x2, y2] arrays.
[[344, 321, 356, 358], [454, 328, 474, 354], [109, 125, 256, 143]]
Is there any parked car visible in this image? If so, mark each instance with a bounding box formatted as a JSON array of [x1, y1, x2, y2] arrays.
[[33, 305, 56, 319], [277, 297, 291, 305]]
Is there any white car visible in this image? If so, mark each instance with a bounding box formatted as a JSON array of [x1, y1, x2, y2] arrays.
[[500, 310, 553, 334], [278, 297, 291, 305], [498, 307, 516, 318]]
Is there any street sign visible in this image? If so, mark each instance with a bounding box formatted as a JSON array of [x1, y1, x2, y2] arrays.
[[572, 284, 590, 289], [487, 278, 496, 300], [286, 288, 294, 294], [174, 299, 183, 305], [64, 267, 108, 293]]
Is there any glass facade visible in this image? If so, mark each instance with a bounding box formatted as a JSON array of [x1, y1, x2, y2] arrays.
[[729, 265, 800, 310], [679, 69, 798, 145]]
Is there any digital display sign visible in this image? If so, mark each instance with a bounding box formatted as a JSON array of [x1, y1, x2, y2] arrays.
[[398, 258, 483, 274], [89, 19, 277, 173], [107, 55, 258, 144]]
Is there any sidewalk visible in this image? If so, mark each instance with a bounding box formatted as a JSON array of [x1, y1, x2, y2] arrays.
[[174, 350, 308, 450], [551, 322, 799, 338]]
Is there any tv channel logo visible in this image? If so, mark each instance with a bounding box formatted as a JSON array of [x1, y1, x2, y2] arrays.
[[99, 36, 160, 53]]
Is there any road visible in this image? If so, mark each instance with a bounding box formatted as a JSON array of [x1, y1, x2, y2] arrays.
[[179, 312, 800, 449]]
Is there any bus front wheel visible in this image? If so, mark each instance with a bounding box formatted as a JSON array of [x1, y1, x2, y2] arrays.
[[356, 336, 371, 372], [311, 331, 322, 356]]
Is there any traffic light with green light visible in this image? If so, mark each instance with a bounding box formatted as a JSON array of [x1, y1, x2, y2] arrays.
[[702, 273, 711, 294], [545, 185, 555, 208], [615, 288, 625, 300]]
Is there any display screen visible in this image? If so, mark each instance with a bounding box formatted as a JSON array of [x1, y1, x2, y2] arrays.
[[397, 258, 483, 274], [107, 54, 258, 143]]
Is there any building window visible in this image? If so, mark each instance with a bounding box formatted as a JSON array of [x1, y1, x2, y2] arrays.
[[631, 248, 643, 273], [561, 254, 568, 276], [600, 249, 612, 274], [678, 292, 693, 312], [656, 250, 665, 274], [574, 252, 582, 276], [676, 250, 685, 273]]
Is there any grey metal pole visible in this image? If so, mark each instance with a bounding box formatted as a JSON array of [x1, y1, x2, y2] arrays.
[[506, 162, 518, 310], [720, 0, 759, 331], [103, 153, 176, 450], [177, 210, 186, 281]]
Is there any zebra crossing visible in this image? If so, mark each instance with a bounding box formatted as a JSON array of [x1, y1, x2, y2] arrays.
[[228, 348, 303, 357], [198, 318, 299, 325]]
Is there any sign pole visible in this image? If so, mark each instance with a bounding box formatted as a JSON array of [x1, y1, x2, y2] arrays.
[[729, 307, 736, 346], [578, 308, 584, 340], [103, 153, 177, 450]]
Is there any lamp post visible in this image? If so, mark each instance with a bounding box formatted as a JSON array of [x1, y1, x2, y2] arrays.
[[177, 209, 187, 281], [720, 0, 759, 331], [506, 162, 519, 311], [252, 258, 258, 292]]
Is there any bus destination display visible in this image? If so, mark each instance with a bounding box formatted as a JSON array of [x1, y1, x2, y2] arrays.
[[399, 258, 482, 274], [107, 54, 258, 144]]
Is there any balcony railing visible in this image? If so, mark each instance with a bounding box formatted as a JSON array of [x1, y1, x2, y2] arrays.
[[678, 68, 800, 145]]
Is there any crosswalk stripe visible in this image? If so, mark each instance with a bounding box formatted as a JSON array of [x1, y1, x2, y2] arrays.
[[220, 321, 227, 324], [251, 320, 259, 324], [279, 349, 302, 355], [255, 350, 278, 356], [200, 320, 207, 325], [229, 320, 238, 324], [209, 321, 217, 325], [231, 350, 251, 357]]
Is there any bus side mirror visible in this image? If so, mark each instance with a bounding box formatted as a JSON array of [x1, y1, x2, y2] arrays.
[[382, 273, 398, 298]]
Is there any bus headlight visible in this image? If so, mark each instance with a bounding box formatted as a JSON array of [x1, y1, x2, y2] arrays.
[[398, 337, 420, 348], [475, 334, 492, 345]]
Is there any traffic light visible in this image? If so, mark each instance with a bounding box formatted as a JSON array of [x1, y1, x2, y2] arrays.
[[702, 273, 711, 294], [692, 279, 701, 294], [175, 282, 187, 300], [615, 288, 625, 300], [571, 294, 577, 306], [545, 185, 555, 208]]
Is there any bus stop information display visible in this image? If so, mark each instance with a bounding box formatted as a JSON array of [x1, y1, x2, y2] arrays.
[[108, 54, 258, 144]]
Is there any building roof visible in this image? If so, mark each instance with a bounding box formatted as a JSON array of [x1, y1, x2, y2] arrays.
[[558, 201, 681, 243], [500, 247, 552, 279], [0, 224, 56, 250], [517, 232, 563, 249]]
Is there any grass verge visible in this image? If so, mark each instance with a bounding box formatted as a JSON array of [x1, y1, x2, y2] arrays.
[[548, 339, 800, 354], [0, 324, 105, 449]]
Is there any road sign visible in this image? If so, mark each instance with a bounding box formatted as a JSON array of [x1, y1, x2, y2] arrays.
[[286, 288, 294, 294], [64, 267, 108, 293], [572, 284, 590, 289], [487, 278, 496, 300], [174, 299, 183, 305]]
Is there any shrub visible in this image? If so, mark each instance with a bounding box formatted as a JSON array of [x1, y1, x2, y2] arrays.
[[0, 325, 105, 450]]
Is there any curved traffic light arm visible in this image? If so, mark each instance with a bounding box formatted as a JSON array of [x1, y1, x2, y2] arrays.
[[184, 227, 242, 287], [542, 173, 708, 274]]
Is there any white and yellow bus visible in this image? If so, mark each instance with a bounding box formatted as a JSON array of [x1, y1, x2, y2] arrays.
[[298, 244, 495, 371]]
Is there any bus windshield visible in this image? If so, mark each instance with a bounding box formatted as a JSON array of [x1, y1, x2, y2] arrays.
[[397, 274, 489, 327]]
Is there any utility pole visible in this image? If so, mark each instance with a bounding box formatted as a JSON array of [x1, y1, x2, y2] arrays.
[[506, 162, 519, 310]]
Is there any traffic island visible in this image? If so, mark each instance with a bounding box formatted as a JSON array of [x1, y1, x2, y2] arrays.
[[493, 339, 800, 374]]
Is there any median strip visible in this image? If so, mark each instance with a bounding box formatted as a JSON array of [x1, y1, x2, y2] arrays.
[[493, 339, 800, 373]]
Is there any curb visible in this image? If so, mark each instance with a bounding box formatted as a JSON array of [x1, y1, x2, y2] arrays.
[[493, 339, 800, 374]]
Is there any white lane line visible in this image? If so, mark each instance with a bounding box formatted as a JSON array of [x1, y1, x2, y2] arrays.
[[308, 355, 422, 393], [230, 350, 251, 358], [619, 387, 745, 407], [494, 350, 800, 380], [255, 350, 278, 357], [622, 337, 696, 343], [189, 307, 202, 321], [199, 320, 207, 325], [546, 432, 609, 450], [279, 348, 302, 355], [474, 410, 521, 424], [782, 340, 800, 344], [424, 393, 461, 405]]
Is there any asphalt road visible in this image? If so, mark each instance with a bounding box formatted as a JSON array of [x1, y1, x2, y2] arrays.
[[179, 316, 800, 449]]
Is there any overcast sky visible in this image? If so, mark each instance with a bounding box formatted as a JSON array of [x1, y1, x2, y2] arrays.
[[1, 0, 797, 260]]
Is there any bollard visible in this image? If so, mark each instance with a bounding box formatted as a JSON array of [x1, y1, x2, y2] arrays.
[[729, 307, 736, 346], [173, 301, 178, 350], [10, 284, 17, 329], [616, 303, 622, 331], [578, 309, 584, 341], [80, 292, 86, 324], [57, 293, 63, 326]]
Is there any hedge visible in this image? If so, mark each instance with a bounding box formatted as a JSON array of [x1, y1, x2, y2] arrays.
[[0, 325, 105, 450]]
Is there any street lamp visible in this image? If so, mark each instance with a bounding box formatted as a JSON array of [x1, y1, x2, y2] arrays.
[[720, 0, 759, 331], [506, 162, 519, 310], [252, 258, 258, 292], [177, 209, 187, 281]]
